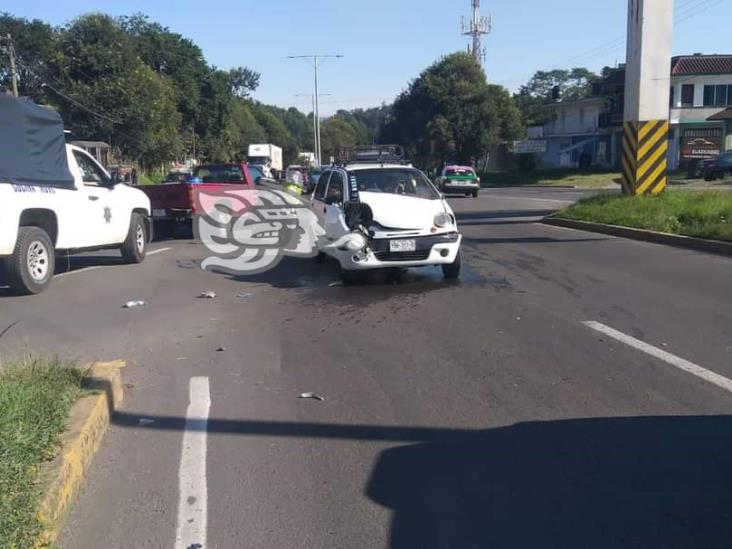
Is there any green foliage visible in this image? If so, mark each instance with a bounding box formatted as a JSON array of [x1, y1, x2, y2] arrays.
[[383, 52, 522, 169], [557, 191, 732, 241], [514, 67, 601, 127], [0, 357, 84, 548], [320, 117, 361, 159]]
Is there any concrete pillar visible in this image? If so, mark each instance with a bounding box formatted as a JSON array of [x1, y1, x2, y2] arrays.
[[622, 0, 674, 195]]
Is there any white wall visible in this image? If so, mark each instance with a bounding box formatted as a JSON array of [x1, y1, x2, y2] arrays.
[[671, 74, 732, 108], [545, 100, 603, 136]]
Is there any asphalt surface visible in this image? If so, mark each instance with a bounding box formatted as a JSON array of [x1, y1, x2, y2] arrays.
[[2, 187, 732, 549]]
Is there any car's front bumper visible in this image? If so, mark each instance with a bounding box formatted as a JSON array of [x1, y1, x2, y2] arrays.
[[336, 232, 462, 270]]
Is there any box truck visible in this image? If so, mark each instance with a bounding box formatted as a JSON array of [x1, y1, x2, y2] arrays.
[[247, 144, 283, 179]]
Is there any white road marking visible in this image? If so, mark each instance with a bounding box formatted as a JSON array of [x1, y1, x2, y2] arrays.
[[583, 321, 732, 393], [55, 247, 171, 278], [56, 266, 102, 278], [147, 246, 172, 256], [479, 195, 574, 205], [175, 377, 211, 549]]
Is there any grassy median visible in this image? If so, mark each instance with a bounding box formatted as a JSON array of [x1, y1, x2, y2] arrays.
[[556, 190, 732, 242], [0, 357, 84, 548], [482, 169, 622, 189]]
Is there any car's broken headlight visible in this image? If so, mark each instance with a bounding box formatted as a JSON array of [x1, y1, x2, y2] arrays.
[[434, 212, 453, 228]]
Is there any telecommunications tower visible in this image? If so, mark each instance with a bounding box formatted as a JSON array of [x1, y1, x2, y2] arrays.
[[461, 0, 491, 70]]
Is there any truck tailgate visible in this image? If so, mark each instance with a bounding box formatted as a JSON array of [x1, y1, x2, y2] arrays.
[[142, 183, 254, 218]]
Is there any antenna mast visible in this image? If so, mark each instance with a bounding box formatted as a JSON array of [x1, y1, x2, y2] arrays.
[[461, 0, 491, 72]]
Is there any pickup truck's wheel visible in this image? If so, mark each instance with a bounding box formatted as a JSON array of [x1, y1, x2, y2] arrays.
[[442, 250, 461, 280], [7, 227, 55, 294], [121, 213, 147, 263]]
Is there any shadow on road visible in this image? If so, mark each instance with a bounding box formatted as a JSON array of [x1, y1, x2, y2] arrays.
[[112, 411, 732, 549], [455, 209, 556, 222], [464, 235, 607, 245]]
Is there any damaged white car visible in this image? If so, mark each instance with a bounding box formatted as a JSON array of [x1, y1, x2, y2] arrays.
[[309, 152, 462, 281]]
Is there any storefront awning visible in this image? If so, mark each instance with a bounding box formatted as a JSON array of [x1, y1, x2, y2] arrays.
[[707, 109, 732, 121]]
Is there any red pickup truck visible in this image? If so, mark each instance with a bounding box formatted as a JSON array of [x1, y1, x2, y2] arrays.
[[142, 163, 256, 234]]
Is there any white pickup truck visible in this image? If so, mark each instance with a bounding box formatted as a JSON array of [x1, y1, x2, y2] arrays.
[[0, 143, 152, 294]]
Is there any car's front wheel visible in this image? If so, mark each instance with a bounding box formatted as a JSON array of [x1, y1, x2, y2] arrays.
[[6, 226, 55, 294], [121, 213, 147, 263], [442, 250, 461, 279]]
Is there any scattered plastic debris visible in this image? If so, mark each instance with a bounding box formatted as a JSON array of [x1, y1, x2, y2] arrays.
[[176, 357, 187, 361], [138, 418, 155, 426], [215, 346, 227, 352], [123, 300, 146, 308], [199, 291, 217, 299], [237, 292, 253, 299], [299, 392, 325, 401], [515, 316, 522, 321], [329, 281, 344, 287]]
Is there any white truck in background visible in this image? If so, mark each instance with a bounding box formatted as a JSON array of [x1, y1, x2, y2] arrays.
[[247, 144, 283, 179]]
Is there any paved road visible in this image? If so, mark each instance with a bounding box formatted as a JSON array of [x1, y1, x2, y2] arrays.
[[2, 187, 732, 548]]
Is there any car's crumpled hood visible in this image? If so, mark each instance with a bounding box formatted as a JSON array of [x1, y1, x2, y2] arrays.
[[359, 192, 450, 230]]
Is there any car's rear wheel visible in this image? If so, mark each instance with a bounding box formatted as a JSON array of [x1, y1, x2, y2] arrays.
[[442, 250, 461, 280], [6, 226, 55, 294], [472, 190, 479, 198], [121, 213, 147, 263]]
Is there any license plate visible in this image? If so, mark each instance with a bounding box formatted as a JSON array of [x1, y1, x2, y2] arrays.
[[153, 209, 166, 217], [390, 239, 416, 252]]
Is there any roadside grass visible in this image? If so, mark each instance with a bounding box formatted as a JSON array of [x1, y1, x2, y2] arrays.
[[481, 169, 622, 189], [555, 190, 732, 242], [0, 357, 84, 548]]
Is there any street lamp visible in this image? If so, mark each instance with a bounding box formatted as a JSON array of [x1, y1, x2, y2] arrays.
[[295, 93, 332, 165], [288, 55, 343, 166]]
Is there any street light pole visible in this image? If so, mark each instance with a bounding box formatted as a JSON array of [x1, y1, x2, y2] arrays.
[[288, 55, 343, 166], [296, 92, 332, 165]]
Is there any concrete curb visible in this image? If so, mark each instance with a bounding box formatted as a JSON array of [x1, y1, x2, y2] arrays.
[[543, 217, 732, 257], [35, 360, 126, 548]]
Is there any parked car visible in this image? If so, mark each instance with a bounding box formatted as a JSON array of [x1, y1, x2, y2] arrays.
[[702, 152, 732, 181], [0, 94, 152, 294], [311, 150, 462, 282], [434, 165, 480, 197]]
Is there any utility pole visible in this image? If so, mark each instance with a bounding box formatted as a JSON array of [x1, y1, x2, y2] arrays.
[[461, 0, 491, 71], [288, 55, 343, 166], [1, 34, 19, 97], [296, 93, 332, 163], [622, 0, 674, 195]]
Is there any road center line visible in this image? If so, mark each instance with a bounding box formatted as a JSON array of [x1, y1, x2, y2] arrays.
[[582, 321, 732, 393], [175, 377, 211, 549], [55, 266, 102, 278], [147, 246, 172, 256]]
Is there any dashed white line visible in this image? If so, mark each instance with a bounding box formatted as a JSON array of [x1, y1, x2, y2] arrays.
[[147, 246, 172, 256], [55, 247, 171, 278], [175, 377, 211, 549], [583, 321, 732, 393], [55, 266, 102, 278]]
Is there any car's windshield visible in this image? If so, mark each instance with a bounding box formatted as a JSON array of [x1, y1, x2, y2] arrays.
[[194, 165, 244, 183], [445, 168, 475, 177], [247, 156, 269, 165], [350, 168, 440, 200]]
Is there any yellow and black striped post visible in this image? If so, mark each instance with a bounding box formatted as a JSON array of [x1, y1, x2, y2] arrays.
[[622, 119, 669, 195]]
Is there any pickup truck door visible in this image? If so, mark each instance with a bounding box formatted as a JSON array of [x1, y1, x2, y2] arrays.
[[70, 150, 127, 247], [310, 170, 331, 239], [322, 170, 349, 241]]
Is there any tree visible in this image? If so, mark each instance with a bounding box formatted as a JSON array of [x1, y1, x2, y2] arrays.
[[383, 52, 521, 168], [0, 13, 57, 102], [514, 67, 600, 126], [319, 118, 360, 159], [227, 66, 259, 98]]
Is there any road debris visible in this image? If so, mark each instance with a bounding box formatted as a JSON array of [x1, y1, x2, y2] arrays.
[[298, 392, 325, 401], [123, 300, 146, 308], [199, 291, 217, 299], [237, 292, 253, 299], [138, 418, 155, 426], [215, 346, 227, 352], [329, 281, 344, 287]]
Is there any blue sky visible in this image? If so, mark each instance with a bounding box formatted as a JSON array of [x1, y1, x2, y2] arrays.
[[3, 0, 728, 114]]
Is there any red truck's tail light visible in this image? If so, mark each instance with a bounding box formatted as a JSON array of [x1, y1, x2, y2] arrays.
[[187, 185, 194, 212]]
